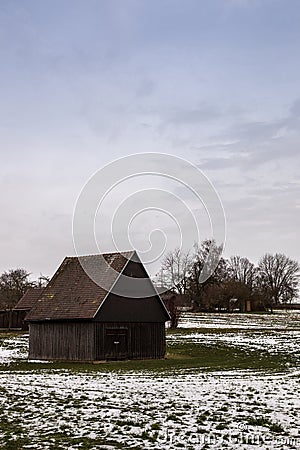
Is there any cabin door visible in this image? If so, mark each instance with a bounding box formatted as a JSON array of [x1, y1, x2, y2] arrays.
[[105, 328, 128, 360]]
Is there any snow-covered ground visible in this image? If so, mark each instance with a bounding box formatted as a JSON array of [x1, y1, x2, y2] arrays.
[[0, 333, 29, 365], [179, 310, 300, 329], [0, 312, 299, 449], [168, 329, 300, 357], [0, 370, 299, 449]]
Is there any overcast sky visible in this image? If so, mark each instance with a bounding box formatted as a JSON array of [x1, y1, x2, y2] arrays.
[[1, 0, 300, 279]]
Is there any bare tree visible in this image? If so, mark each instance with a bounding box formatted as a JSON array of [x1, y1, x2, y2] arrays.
[[37, 274, 50, 288], [189, 239, 228, 309], [258, 253, 300, 308], [159, 248, 192, 296], [228, 256, 257, 289]]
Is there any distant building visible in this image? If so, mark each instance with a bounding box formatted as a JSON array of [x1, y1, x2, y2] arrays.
[[13, 288, 44, 330], [26, 251, 170, 362], [0, 288, 43, 330]]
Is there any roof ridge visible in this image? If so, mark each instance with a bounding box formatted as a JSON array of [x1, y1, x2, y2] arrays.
[[65, 250, 135, 259]]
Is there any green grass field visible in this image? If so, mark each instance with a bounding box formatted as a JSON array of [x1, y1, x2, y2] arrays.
[[0, 325, 298, 373]]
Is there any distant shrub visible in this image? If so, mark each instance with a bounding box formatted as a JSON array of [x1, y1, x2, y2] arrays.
[[248, 416, 285, 433], [269, 422, 285, 433], [248, 416, 270, 427]]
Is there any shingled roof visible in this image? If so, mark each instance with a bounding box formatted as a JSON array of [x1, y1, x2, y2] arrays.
[[26, 251, 135, 321], [14, 288, 44, 311]]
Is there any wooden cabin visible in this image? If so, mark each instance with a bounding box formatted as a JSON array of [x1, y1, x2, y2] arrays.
[[26, 251, 170, 362], [0, 288, 43, 330], [0, 309, 26, 330], [13, 288, 44, 330]]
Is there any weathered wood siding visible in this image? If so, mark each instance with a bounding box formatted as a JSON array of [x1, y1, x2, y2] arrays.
[[0, 310, 28, 330], [29, 322, 94, 361], [29, 321, 166, 361], [94, 322, 166, 360]]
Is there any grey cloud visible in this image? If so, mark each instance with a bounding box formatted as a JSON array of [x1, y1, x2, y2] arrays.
[[163, 104, 221, 128], [233, 120, 282, 142], [224, 191, 300, 231], [199, 141, 299, 173], [245, 139, 299, 168], [199, 155, 244, 171], [196, 100, 300, 173], [290, 98, 300, 117], [233, 99, 300, 143], [136, 80, 155, 98]]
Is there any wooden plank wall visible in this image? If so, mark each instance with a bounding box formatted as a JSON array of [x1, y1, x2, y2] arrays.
[[29, 322, 94, 361], [94, 322, 166, 360], [0, 310, 27, 330], [29, 321, 166, 361]]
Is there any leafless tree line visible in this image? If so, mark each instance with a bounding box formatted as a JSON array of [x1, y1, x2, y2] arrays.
[[156, 240, 300, 313]]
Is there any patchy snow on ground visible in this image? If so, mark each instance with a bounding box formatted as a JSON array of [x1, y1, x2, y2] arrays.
[[0, 370, 299, 449], [0, 313, 299, 449], [0, 333, 28, 364], [179, 311, 300, 330], [167, 329, 300, 358]]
